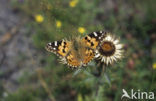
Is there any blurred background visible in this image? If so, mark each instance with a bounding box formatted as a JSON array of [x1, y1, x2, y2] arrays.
[[0, 0, 156, 101]]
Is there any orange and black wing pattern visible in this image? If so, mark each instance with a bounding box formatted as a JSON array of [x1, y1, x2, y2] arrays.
[[45, 40, 71, 57], [82, 31, 107, 49]]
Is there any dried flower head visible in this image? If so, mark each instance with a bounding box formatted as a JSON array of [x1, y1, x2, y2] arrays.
[[95, 34, 124, 65]]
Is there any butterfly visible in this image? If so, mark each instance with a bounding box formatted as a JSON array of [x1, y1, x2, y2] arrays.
[[45, 31, 107, 68]]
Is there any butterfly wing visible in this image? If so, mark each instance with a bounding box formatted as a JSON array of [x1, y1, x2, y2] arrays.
[[46, 39, 83, 68], [45, 40, 71, 57], [66, 51, 81, 68], [80, 31, 106, 66], [82, 48, 95, 66], [82, 31, 107, 49]]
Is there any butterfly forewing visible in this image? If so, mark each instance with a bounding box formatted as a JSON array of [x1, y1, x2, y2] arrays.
[[45, 40, 71, 57], [82, 31, 107, 49]]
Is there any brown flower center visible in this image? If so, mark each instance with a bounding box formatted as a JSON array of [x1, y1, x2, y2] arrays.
[[99, 41, 115, 56]]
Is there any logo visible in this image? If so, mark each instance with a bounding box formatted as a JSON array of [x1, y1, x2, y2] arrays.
[[121, 89, 155, 100]]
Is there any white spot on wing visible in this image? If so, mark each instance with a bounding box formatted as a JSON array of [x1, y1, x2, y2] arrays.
[[93, 32, 97, 37], [54, 41, 57, 46], [48, 43, 52, 46]]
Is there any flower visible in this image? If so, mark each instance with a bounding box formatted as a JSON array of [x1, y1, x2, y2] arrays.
[[78, 27, 86, 34], [95, 34, 124, 65], [35, 14, 44, 23], [56, 20, 62, 28], [153, 63, 156, 69], [69, 0, 78, 8]]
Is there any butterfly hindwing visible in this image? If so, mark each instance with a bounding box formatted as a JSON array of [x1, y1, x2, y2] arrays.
[[66, 51, 81, 67], [82, 48, 95, 66]]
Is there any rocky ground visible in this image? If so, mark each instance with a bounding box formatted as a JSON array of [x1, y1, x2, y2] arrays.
[[0, 0, 40, 95]]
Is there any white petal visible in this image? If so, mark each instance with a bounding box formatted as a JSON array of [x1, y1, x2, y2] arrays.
[[113, 39, 119, 44], [106, 57, 109, 65], [106, 35, 112, 41], [112, 56, 117, 62], [116, 44, 123, 49], [101, 57, 104, 62]]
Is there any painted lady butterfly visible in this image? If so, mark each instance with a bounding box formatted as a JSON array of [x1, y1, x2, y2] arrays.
[[45, 31, 107, 68]]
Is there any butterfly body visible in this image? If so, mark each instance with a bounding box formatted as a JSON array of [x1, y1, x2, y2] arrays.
[[45, 31, 106, 68]]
